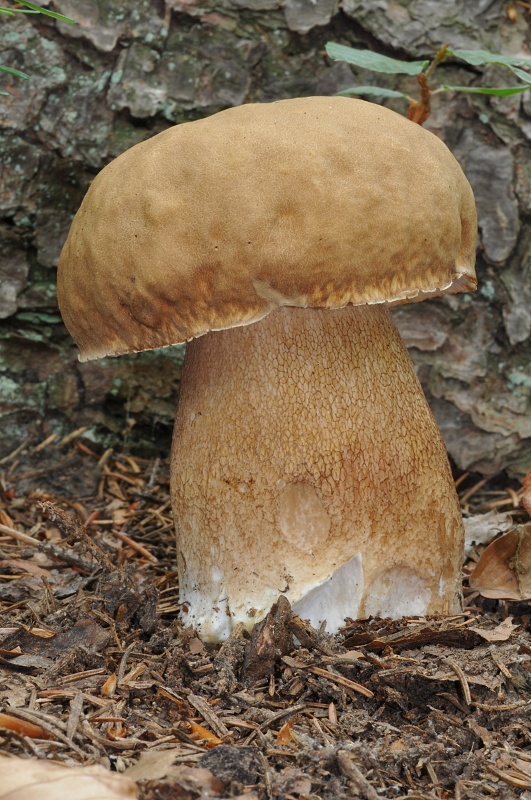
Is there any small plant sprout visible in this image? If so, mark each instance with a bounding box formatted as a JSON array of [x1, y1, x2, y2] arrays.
[[325, 42, 531, 125]]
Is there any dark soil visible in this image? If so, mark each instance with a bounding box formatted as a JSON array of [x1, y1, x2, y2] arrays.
[[1, 433, 530, 799]]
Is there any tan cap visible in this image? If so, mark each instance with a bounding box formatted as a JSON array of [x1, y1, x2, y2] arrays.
[[57, 96, 477, 362]]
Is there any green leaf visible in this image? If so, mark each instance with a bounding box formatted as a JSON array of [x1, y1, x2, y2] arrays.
[[0, 8, 17, 14], [441, 83, 531, 97], [337, 85, 412, 100], [326, 43, 429, 76], [448, 48, 531, 68], [1, 1, 75, 22], [508, 65, 531, 84], [0, 64, 30, 80], [446, 48, 531, 86]]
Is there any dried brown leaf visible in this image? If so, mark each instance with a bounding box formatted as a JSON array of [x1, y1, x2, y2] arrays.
[[0, 756, 137, 799], [125, 749, 183, 782], [0, 559, 51, 578], [469, 525, 531, 600], [146, 764, 224, 795], [463, 510, 514, 555], [470, 617, 519, 642], [523, 471, 531, 518]]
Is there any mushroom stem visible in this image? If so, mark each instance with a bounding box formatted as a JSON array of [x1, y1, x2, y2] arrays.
[[171, 304, 463, 642]]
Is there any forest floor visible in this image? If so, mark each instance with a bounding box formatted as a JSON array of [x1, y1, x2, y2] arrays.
[[0, 431, 530, 800]]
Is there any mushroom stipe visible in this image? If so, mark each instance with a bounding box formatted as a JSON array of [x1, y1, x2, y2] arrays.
[[58, 96, 477, 642]]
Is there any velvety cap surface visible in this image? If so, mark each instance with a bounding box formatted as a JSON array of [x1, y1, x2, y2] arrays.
[[57, 96, 477, 361]]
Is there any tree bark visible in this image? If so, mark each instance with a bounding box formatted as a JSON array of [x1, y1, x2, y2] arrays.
[[0, 0, 529, 478]]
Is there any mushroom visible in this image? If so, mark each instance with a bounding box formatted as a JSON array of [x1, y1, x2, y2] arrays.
[[57, 96, 477, 642]]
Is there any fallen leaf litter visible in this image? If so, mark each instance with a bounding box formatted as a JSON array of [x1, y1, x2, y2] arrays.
[[0, 434, 530, 799]]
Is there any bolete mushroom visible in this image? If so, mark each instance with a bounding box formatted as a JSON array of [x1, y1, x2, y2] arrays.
[[57, 96, 477, 642]]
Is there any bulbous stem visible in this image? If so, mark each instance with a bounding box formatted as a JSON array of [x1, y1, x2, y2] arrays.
[[171, 305, 463, 642]]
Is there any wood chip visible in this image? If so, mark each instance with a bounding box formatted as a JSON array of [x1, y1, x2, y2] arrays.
[[187, 692, 229, 738], [282, 655, 374, 698]]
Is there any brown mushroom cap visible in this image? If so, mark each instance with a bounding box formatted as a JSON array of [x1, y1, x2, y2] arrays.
[[57, 96, 476, 361]]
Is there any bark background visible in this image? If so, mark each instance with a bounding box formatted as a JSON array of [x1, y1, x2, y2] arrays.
[[0, 0, 530, 478]]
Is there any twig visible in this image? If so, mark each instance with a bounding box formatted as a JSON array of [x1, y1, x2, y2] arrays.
[[473, 700, 531, 712], [188, 692, 230, 738], [310, 664, 374, 698], [40, 501, 116, 572], [147, 457, 161, 489], [487, 765, 531, 789], [445, 659, 471, 706], [258, 750, 274, 800], [58, 426, 90, 446], [66, 692, 84, 741], [244, 702, 306, 744], [460, 477, 490, 505], [0, 521, 96, 572], [117, 643, 138, 687], [111, 529, 158, 563], [337, 750, 380, 800], [81, 719, 146, 751], [4, 707, 88, 758], [258, 702, 307, 732], [490, 651, 512, 679], [282, 655, 374, 698], [311, 715, 333, 746], [0, 522, 42, 547], [32, 433, 58, 453], [0, 437, 32, 465], [15, 456, 78, 480]]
